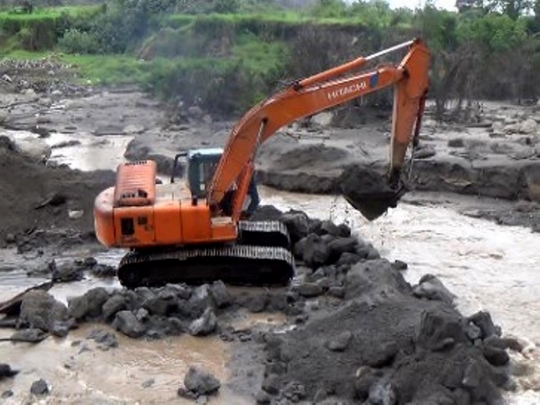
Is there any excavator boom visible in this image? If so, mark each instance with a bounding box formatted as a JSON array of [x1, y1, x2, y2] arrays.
[[208, 38, 430, 219], [93, 38, 431, 288]]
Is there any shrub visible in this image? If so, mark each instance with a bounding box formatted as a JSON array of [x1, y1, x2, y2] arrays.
[[141, 57, 281, 117], [212, 0, 241, 13], [58, 28, 99, 54]]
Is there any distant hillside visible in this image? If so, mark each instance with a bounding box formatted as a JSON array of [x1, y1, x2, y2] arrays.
[[1, 0, 540, 118]]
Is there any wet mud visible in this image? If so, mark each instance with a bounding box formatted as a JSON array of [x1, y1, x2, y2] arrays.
[[0, 206, 529, 404], [0, 323, 251, 405], [0, 137, 115, 248], [1, 84, 539, 404]]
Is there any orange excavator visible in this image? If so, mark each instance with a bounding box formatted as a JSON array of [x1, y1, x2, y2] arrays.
[[94, 38, 431, 288]]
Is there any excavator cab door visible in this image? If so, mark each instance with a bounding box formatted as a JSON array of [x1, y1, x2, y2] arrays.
[[185, 148, 224, 200], [171, 151, 188, 183]]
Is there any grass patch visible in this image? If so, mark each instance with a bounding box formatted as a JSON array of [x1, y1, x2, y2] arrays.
[[0, 5, 101, 22], [166, 12, 309, 28], [165, 11, 374, 29], [231, 34, 288, 73], [0, 48, 281, 107], [0, 5, 401, 114], [0, 5, 103, 51], [0, 49, 147, 84], [62, 54, 149, 84], [0, 48, 47, 59]]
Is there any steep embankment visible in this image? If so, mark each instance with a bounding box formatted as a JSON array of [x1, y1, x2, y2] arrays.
[[255, 102, 540, 210], [0, 136, 115, 248]]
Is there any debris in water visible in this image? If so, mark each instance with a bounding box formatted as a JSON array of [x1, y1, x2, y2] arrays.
[[30, 378, 50, 395], [3, 328, 49, 343], [86, 328, 119, 350], [180, 366, 221, 397], [0, 363, 19, 380], [1, 390, 13, 398], [0, 281, 53, 317]]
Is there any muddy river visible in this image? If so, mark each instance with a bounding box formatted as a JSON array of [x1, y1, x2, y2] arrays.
[[0, 131, 539, 404]]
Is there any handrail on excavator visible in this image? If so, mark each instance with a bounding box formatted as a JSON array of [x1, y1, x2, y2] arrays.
[[296, 39, 417, 89]]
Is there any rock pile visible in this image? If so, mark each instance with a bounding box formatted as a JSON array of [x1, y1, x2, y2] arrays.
[[0, 57, 86, 95], [257, 263, 517, 404], [247, 215, 517, 405], [2, 206, 395, 340], [1, 206, 518, 404]]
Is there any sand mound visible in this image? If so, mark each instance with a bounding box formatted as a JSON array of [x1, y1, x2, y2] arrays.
[[0, 136, 116, 246]]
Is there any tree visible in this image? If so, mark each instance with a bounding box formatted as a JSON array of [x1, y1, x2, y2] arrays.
[[482, 0, 533, 18], [456, 0, 484, 13]]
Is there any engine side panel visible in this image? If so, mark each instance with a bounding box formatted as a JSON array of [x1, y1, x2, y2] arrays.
[[114, 161, 157, 207], [94, 186, 116, 246], [95, 160, 239, 248], [153, 201, 182, 245], [180, 203, 212, 242]]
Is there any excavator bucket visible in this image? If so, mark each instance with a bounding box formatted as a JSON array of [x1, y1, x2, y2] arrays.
[[342, 188, 405, 221], [338, 165, 406, 221]]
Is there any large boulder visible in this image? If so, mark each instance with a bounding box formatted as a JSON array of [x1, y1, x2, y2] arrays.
[[19, 290, 72, 335]]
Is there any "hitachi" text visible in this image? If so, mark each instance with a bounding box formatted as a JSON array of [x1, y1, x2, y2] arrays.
[[327, 81, 368, 100]]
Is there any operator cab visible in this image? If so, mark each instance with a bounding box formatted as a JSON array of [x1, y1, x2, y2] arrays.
[[171, 147, 260, 216], [173, 148, 223, 199]]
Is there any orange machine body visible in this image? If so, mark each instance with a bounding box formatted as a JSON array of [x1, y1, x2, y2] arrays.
[[94, 38, 431, 250], [94, 160, 237, 248]]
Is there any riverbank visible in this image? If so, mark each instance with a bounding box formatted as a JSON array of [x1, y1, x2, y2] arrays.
[[1, 83, 539, 403], [4, 82, 540, 234]]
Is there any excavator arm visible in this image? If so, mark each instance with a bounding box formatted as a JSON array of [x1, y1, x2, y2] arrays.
[[208, 38, 431, 220], [93, 37, 431, 288]]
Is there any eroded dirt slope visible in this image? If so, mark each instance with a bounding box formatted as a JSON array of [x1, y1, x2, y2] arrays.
[[0, 137, 115, 247]]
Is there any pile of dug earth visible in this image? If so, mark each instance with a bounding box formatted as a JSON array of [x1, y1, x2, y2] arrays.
[[0, 202, 521, 404], [0, 135, 115, 250]]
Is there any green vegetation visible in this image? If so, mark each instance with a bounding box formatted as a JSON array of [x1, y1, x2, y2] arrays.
[[0, 5, 100, 19], [1, 49, 148, 83], [0, 5, 101, 50], [1, 0, 540, 118]]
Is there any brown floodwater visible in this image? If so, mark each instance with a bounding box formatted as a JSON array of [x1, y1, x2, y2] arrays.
[[0, 129, 539, 403]]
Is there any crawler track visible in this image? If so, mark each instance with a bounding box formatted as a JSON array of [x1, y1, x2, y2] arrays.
[[117, 221, 296, 288]]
